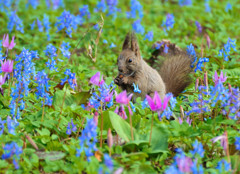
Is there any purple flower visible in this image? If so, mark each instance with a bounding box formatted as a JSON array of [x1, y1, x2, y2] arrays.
[[115, 90, 132, 105], [144, 31, 153, 41], [195, 21, 202, 33], [115, 105, 127, 120], [213, 71, 227, 86], [90, 72, 105, 86], [1, 59, 14, 73], [2, 34, 16, 50], [0, 74, 7, 87], [79, 5, 91, 18], [211, 131, 228, 151], [146, 91, 170, 113], [132, 19, 145, 35]]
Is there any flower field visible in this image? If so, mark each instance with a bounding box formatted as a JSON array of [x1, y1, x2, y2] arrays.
[[0, 0, 240, 173]]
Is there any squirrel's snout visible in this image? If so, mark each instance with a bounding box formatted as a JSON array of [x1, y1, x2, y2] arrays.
[[118, 68, 123, 73]]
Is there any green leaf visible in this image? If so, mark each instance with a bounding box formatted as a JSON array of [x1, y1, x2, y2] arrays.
[[109, 111, 137, 142], [36, 151, 66, 161]]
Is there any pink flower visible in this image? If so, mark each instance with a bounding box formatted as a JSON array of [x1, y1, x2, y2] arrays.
[[146, 91, 170, 112], [2, 34, 16, 50], [213, 71, 227, 85], [178, 117, 183, 124], [93, 112, 98, 126], [1, 59, 14, 73], [115, 105, 127, 119], [115, 90, 132, 105], [211, 131, 228, 151], [90, 72, 104, 86], [0, 74, 7, 87], [104, 92, 113, 102], [176, 156, 193, 173]]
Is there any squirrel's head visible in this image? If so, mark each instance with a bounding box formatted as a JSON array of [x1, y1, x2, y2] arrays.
[[117, 32, 142, 77]]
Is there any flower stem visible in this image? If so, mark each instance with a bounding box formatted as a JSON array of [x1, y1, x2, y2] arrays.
[[100, 101, 103, 148], [128, 103, 134, 141], [41, 99, 45, 122], [149, 112, 154, 145], [60, 89, 67, 115]]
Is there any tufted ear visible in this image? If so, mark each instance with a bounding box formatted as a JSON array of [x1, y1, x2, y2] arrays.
[[122, 32, 131, 50], [130, 32, 141, 59]]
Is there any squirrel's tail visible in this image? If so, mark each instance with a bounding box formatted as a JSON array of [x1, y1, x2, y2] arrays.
[[150, 40, 193, 96], [159, 53, 193, 96]]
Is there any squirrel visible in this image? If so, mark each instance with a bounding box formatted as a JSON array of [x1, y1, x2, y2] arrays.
[[114, 32, 193, 99]]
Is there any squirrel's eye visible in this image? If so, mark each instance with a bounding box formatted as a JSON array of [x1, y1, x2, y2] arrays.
[[128, 58, 132, 63]]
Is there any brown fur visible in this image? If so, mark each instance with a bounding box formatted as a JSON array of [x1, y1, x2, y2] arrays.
[[114, 32, 192, 99]]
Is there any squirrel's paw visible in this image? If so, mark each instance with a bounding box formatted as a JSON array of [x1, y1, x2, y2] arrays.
[[114, 76, 123, 86]]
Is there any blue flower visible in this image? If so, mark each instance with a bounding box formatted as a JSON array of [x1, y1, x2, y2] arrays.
[[132, 19, 145, 35], [37, 18, 44, 32], [144, 31, 153, 41], [162, 14, 175, 33], [44, 44, 58, 71], [76, 118, 98, 161], [35, 70, 52, 106], [7, 11, 24, 33], [126, 0, 143, 19], [48, 0, 64, 10], [216, 160, 231, 172], [109, 43, 116, 48], [133, 83, 141, 93], [225, 2, 232, 12], [219, 38, 237, 61], [0, 118, 6, 135], [2, 142, 22, 169], [61, 69, 77, 90], [164, 44, 169, 53], [55, 10, 80, 37], [190, 140, 205, 158], [43, 14, 51, 40], [93, 24, 100, 30], [179, 0, 192, 6], [94, 0, 107, 13], [7, 116, 19, 135], [130, 101, 136, 112], [103, 39, 108, 44], [141, 98, 149, 109], [235, 137, 240, 151], [66, 119, 77, 135], [205, 1, 211, 13], [26, 0, 39, 9], [155, 42, 164, 49], [195, 21, 202, 33], [30, 21, 35, 30], [79, 5, 91, 19], [103, 154, 114, 173], [60, 42, 71, 59]]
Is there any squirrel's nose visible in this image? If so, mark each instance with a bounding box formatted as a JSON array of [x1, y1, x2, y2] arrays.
[[118, 68, 123, 73]]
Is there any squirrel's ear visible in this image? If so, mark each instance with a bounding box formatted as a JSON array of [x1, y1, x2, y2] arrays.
[[130, 32, 141, 58], [122, 32, 131, 50]]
